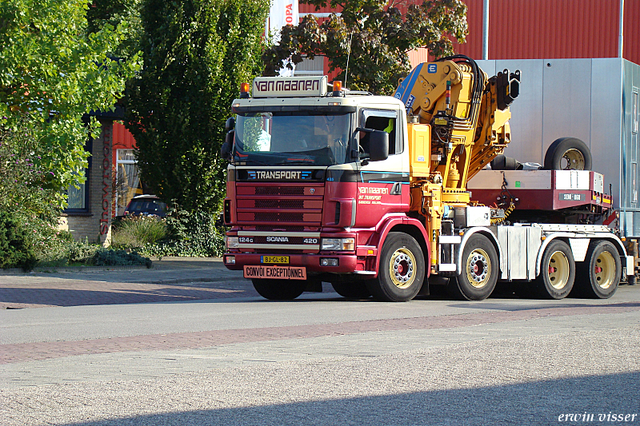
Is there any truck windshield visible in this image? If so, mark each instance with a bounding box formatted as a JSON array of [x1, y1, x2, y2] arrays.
[[234, 112, 351, 165]]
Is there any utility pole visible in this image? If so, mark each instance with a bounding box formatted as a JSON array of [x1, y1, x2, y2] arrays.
[[618, 0, 625, 58], [482, 0, 489, 60]]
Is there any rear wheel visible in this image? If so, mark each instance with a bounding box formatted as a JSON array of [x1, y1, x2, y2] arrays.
[[252, 279, 306, 300], [331, 281, 371, 299], [449, 234, 499, 300], [535, 240, 575, 299], [574, 241, 620, 299], [367, 232, 425, 302]]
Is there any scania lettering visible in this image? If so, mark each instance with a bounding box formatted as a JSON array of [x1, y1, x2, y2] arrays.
[[266, 236, 289, 243], [221, 57, 633, 301]]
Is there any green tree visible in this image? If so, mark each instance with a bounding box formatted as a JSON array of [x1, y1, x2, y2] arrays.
[[125, 0, 269, 213], [263, 0, 468, 95], [0, 0, 140, 206], [86, 0, 143, 59], [0, 120, 60, 267]]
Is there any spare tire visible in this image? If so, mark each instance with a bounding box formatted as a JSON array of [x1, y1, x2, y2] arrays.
[[544, 137, 592, 170]]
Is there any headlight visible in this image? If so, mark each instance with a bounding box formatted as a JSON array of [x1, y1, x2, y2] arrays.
[[226, 236, 239, 249], [321, 237, 355, 251]]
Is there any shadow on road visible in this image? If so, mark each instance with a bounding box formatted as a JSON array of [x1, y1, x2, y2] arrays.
[[57, 371, 640, 426]]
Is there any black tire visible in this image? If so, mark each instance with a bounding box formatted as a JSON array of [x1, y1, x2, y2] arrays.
[[544, 137, 592, 170], [449, 234, 499, 300], [366, 232, 425, 302], [491, 155, 506, 170], [491, 155, 521, 170], [331, 281, 372, 299], [535, 240, 575, 299], [574, 241, 620, 299], [252, 279, 306, 300]]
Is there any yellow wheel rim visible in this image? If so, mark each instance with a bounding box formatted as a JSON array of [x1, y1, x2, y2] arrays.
[[562, 148, 585, 170], [547, 250, 570, 289], [594, 250, 616, 290], [466, 248, 491, 289], [389, 247, 416, 289]]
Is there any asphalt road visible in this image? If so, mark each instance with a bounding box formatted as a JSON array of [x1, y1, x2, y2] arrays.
[[1, 260, 639, 425]]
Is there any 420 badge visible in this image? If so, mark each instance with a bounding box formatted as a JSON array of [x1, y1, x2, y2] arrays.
[[244, 265, 307, 280]]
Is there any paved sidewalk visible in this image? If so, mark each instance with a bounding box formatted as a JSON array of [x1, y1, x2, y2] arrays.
[[0, 257, 255, 309]]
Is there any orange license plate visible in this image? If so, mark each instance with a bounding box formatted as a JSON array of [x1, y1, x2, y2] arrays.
[[243, 265, 307, 280]]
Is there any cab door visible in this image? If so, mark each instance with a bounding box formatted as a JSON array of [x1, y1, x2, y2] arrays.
[[355, 108, 411, 228]]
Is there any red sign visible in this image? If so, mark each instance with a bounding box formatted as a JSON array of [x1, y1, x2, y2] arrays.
[[100, 124, 112, 236]]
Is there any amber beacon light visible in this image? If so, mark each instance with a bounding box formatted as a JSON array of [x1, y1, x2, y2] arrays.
[[332, 80, 343, 96], [240, 82, 250, 98]]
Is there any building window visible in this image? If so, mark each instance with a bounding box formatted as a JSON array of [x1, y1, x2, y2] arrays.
[[633, 90, 638, 134], [66, 177, 87, 210], [115, 149, 142, 216], [64, 138, 92, 214]]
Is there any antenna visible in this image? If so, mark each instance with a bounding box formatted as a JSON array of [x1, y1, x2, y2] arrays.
[[344, 31, 353, 88]]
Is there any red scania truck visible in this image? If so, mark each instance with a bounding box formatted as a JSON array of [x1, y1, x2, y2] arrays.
[[220, 55, 633, 301]]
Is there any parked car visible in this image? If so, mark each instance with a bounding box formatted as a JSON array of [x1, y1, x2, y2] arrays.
[[124, 195, 167, 218]]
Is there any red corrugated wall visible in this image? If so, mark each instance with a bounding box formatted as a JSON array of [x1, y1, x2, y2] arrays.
[[299, 1, 640, 66], [454, 0, 640, 65]]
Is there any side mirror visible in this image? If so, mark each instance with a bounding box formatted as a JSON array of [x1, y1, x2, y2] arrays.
[[220, 130, 234, 160], [368, 130, 389, 162], [224, 117, 235, 132]]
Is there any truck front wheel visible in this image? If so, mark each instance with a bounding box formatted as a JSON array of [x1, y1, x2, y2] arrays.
[[252, 279, 306, 300], [535, 240, 575, 299], [573, 241, 620, 299], [367, 232, 425, 302], [449, 234, 499, 300]]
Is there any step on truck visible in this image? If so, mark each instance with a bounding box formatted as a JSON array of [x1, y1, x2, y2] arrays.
[[220, 55, 633, 301]]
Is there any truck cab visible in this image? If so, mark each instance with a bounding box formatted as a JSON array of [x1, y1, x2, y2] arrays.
[[221, 76, 425, 300]]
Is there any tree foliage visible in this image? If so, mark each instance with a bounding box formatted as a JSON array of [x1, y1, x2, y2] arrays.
[[0, 120, 74, 267], [125, 0, 269, 213], [86, 0, 143, 59], [263, 0, 467, 95], [0, 0, 140, 205]]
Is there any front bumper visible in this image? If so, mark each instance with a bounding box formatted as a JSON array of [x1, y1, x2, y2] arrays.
[[223, 252, 366, 275]]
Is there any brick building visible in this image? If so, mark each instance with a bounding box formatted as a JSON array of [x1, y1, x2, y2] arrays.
[[60, 109, 138, 245]]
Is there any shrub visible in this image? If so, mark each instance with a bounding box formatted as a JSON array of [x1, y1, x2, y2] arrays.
[[0, 210, 37, 270], [66, 239, 101, 264], [140, 209, 225, 257], [0, 116, 67, 268], [93, 248, 152, 268], [111, 215, 167, 249]]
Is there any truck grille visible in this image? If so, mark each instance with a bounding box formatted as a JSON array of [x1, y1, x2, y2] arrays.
[[255, 186, 305, 196], [235, 183, 324, 225], [255, 199, 304, 209]]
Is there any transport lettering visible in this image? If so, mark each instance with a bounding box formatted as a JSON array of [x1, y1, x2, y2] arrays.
[[255, 170, 302, 180]]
